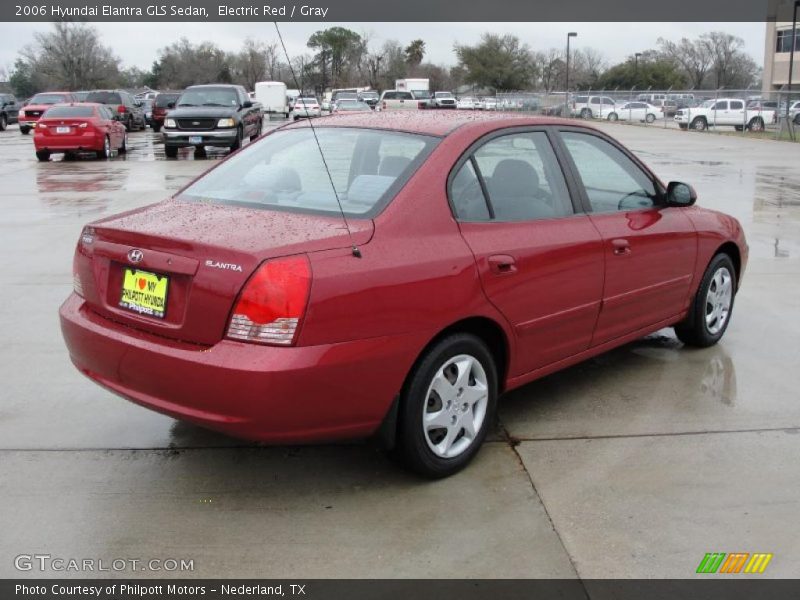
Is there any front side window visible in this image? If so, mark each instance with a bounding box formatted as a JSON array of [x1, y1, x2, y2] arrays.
[[713, 101, 728, 110], [451, 132, 573, 222], [178, 127, 437, 217], [561, 131, 658, 213]]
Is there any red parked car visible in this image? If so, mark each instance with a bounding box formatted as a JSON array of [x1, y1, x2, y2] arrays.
[[18, 91, 76, 134], [34, 103, 128, 161], [150, 91, 181, 132], [60, 112, 747, 477]]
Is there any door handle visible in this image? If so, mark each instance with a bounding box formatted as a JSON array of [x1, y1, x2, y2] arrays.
[[488, 254, 517, 274], [611, 239, 631, 256]]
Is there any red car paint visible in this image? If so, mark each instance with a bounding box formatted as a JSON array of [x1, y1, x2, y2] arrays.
[[19, 92, 76, 130], [33, 103, 126, 157], [60, 112, 748, 443]]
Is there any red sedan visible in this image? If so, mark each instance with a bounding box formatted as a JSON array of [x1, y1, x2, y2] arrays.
[[34, 103, 127, 161], [60, 112, 747, 477], [18, 91, 76, 134]]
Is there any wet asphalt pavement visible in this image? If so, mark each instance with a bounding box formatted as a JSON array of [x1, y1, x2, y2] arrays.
[[1, 118, 799, 578]]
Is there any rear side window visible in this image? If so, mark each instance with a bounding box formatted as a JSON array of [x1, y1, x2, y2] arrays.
[[178, 127, 437, 217], [561, 132, 658, 213], [155, 94, 179, 107], [451, 161, 490, 221], [86, 92, 122, 104], [730, 101, 744, 110], [451, 132, 573, 222], [43, 106, 95, 118]]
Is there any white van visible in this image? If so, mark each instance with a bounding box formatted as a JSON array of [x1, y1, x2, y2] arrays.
[[255, 81, 288, 117]]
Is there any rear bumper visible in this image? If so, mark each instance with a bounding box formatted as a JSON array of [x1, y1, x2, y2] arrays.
[[35, 133, 102, 151], [60, 294, 427, 443], [163, 129, 237, 147]]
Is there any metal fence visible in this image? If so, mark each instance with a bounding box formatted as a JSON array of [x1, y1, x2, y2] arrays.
[[491, 88, 800, 140]]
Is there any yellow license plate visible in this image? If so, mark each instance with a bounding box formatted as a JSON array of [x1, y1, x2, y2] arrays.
[[119, 268, 169, 319]]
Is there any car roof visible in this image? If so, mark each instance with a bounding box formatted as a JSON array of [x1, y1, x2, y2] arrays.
[[284, 111, 590, 137]]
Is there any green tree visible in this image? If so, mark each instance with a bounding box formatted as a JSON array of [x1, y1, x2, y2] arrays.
[[595, 52, 686, 90], [9, 58, 38, 98], [454, 34, 537, 91], [307, 27, 363, 88], [404, 39, 426, 67]]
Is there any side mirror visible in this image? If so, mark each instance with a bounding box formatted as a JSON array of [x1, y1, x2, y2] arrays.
[[666, 181, 697, 207], [242, 100, 253, 108]]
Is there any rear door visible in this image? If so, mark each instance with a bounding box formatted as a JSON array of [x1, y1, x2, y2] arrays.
[[727, 100, 745, 127], [556, 128, 696, 346], [450, 128, 604, 376]]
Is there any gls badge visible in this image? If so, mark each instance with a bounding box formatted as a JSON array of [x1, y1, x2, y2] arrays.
[[205, 260, 243, 272]]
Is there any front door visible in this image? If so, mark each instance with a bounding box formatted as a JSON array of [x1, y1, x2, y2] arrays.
[[557, 129, 697, 346]]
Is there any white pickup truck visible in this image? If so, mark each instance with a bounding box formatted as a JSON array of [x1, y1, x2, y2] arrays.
[[674, 98, 775, 132]]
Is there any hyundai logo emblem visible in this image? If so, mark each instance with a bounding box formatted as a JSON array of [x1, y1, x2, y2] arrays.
[[128, 249, 144, 263], [192, 121, 200, 125]]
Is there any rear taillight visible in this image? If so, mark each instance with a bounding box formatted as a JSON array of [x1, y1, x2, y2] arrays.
[[79, 122, 88, 128], [38, 123, 48, 128], [117, 105, 126, 114], [226, 256, 311, 346]]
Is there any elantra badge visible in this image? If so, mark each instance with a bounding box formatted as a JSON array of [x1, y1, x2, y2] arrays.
[[128, 249, 144, 264]]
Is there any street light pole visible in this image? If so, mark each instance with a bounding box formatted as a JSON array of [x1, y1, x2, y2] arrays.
[[787, 0, 799, 122], [565, 32, 577, 117]]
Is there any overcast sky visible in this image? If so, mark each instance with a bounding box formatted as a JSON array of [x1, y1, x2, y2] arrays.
[[0, 22, 767, 75]]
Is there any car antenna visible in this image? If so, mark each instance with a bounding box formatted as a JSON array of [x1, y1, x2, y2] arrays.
[[273, 22, 362, 259]]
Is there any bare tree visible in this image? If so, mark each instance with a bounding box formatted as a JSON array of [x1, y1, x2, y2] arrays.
[[658, 37, 712, 89], [701, 32, 748, 88], [235, 38, 268, 90], [536, 48, 565, 92], [20, 22, 121, 91]]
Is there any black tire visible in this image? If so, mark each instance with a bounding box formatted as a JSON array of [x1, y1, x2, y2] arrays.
[[20, 126, 30, 135], [645, 113, 656, 123], [394, 333, 498, 478], [678, 123, 688, 130], [35, 150, 50, 162], [691, 117, 707, 131], [794, 114, 800, 126], [249, 121, 262, 142], [229, 127, 242, 152], [125, 116, 133, 132], [580, 108, 592, 119], [675, 253, 737, 348], [152, 124, 161, 133], [608, 112, 618, 121], [0, 114, 6, 131], [164, 145, 178, 158], [747, 117, 764, 132], [118, 132, 128, 154], [734, 125, 743, 132], [98, 135, 111, 159]]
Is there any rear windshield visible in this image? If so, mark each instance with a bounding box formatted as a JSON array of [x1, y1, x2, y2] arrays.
[[43, 106, 95, 117], [86, 92, 122, 104], [360, 92, 379, 98], [178, 88, 239, 107], [413, 91, 432, 99], [178, 127, 438, 217], [30, 93, 69, 105], [155, 94, 180, 107]]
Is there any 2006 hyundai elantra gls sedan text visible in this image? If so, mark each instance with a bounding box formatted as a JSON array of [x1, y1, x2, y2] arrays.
[[60, 112, 747, 477]]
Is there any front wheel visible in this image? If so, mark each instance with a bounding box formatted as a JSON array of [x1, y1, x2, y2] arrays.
[[645, 113, 656, 123], [164, 145, 178, 158], [229, 127, 242, 152], [675, 253, 737, 347], [118, 132, 128, 154], [747, 117, 764, 132], [607, 112, 618, 121], [691, 117, 707, 131], [249, 121, 262, 142], [394, 333, 497, 478], [152, 124, 161, 133], [580, 108, 592, 119], [794, 114, 800, 126]]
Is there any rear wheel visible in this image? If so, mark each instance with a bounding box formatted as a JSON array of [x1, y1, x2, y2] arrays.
[[20, 126, 30, 135], [98, 135, 111, 159], [152, 124, 161, 133], [580, 108, 592, 119], [164, 145, 178, 158], [607, 112, 618, 121], [35, 150, 50, 162], [0, 114, 7, 131], [118, 132, 128, 154], [249, 120, 262, 142], [747, 117, 764, 132], [675, 253, 736, 347], [794, 114, 800, 126], [394, 333, 497, 478], [645, 113, 656, 123], [125, 116, 133, 132]]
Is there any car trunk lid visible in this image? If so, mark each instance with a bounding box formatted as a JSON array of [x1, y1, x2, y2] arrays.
[[74, 199, 373, 345]]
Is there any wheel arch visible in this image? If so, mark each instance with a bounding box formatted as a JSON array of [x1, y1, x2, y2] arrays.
[[715, 241, 742, 287], [376, 315, 511, 450]]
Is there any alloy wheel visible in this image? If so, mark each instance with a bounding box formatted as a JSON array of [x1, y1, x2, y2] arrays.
[[422, 354, 489, 459], [705, 267, 732, 335]]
